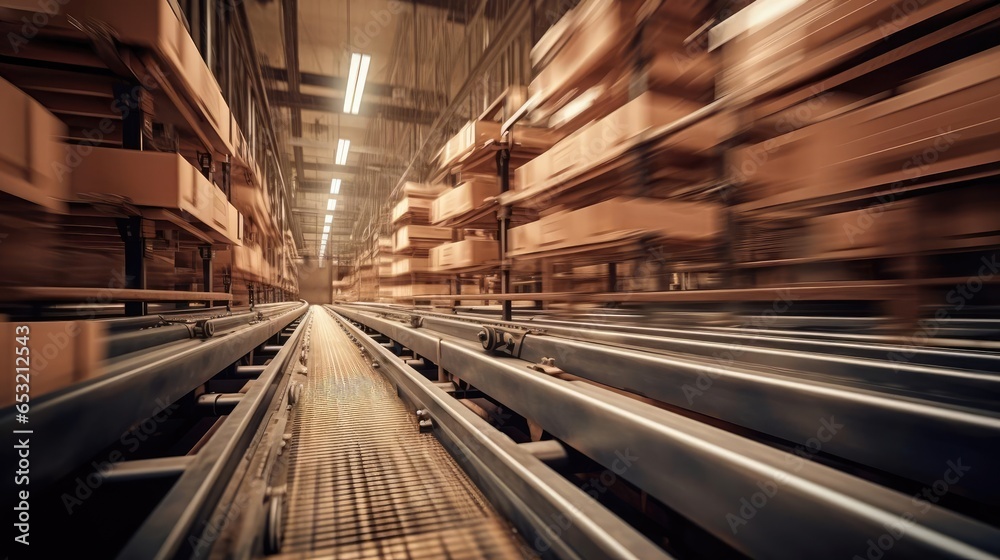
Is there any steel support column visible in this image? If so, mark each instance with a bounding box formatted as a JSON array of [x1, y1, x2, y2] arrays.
[[497, 147, 512, 322], [200, 245, 214, 307], [117, 216, 151, 316]]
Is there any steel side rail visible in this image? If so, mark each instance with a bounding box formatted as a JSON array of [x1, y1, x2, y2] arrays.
[[338, 307, 1000, 504], [334, 306, 1000, 559], [117, 306, 311, 560], [328, 306, 671, 560], [0, 302, 308, 500]]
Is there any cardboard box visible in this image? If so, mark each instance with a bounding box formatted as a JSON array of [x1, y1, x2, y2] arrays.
[[71, 147, 243, 245], [529, 1, 631, 111], [437, 121, 502, 171], [517, 92, 704, 192], [391, 257, 430, 276], [393, 225, 453, 252], [430, 239, 499, 271], [392, 196, 434, 224], [400, 181, 450, 198], [0, 321, 107, 407], [803, 201, 915, 260], [717, 0, 956, 99], [431, 179, 501, 224], [0, 76, 69, 211], [393, 283, 448, 298], [508, 198, 720, 256], [739, 48, 1000, 206]]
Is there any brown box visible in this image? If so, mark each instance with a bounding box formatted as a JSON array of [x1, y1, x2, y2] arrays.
[[430, 239, 499, 271], [517, 92, 704, 192], [393, 225, 453, 252], [0, 76, 69, 211], [717, 0, 956, 99], [392, 196, 434, 224], [437, 121, 502, 171], [400, 181, 450, 198], [431, 179, 501, 224], [529, 1, 630, 111], [508, 198, 720, 256], [71, 147, 242, 245], [0, 321, 107, 407], [393, 283, 448, 298], [803, 201, 915, 260], [391, 257, 430, 276], [739, 48, 1000, 207]]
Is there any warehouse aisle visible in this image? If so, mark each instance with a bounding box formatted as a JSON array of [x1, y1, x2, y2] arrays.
[[273, 308, 525, 559]]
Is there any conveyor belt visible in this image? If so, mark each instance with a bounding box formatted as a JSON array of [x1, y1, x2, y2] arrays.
[[273, 311, 525, 559]]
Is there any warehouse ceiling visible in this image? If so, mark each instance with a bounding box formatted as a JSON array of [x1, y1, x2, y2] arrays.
[[247, 0, 490, 258], [247, 0, 571, 263]]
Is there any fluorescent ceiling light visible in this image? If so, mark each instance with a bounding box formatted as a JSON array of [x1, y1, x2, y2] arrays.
[[323, 225, 331, 233], [343, 53, 371, 114], [330, 178, 341, 194], [324, 214, 333, 224], [336, 139, 351, 165], [327, 199, 337, 211]]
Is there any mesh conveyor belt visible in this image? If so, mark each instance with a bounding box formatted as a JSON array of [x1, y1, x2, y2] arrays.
[[271, 310, 526, 559]]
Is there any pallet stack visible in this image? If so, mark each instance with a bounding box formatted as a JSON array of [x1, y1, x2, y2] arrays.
[[720, 0, 1000, 304], [386, 182, 452, 303], [505, 0, 725, 298], [0, 1, 299, 309]]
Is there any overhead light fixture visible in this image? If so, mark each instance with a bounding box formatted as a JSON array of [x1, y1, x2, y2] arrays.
[[330, 178, 341, 195], [323, 225, 331, 233], [343, 53, 371, 114], [327, 199, 337, 211], [335, 139, 351, 165], [324, 214, 333, 224]]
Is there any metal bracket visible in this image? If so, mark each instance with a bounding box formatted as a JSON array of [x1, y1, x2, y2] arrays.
[[156, 317, 215, 339], [416, 409, 433, 432], [527, 356, 565, 376], [477, 325, 535, 358]]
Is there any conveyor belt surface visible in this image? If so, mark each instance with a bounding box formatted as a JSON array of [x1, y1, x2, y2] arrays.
[[273, 311, 526, 559]]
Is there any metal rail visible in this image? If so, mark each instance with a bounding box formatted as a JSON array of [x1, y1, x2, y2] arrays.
[[331, 304, 1000, 559], [326, 306, 671, 559], [117, 307, 310, 559], [0, 302, 308, 494]]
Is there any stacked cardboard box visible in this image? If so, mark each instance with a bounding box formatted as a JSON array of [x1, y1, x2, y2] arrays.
[[430, 179, 501, 225], [387, 182, 453, 301], [737, 47, 1000, 210], [715, 0, 960, 100], [509, 197, 720, 257], [430, 238, 499, 272]]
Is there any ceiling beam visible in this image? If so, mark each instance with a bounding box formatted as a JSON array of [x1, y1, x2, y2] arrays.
[[297, 179, 358, 193], [263, 66, 446, 107], [268, 90, 437, 126], [280, 0, 307, 193]]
